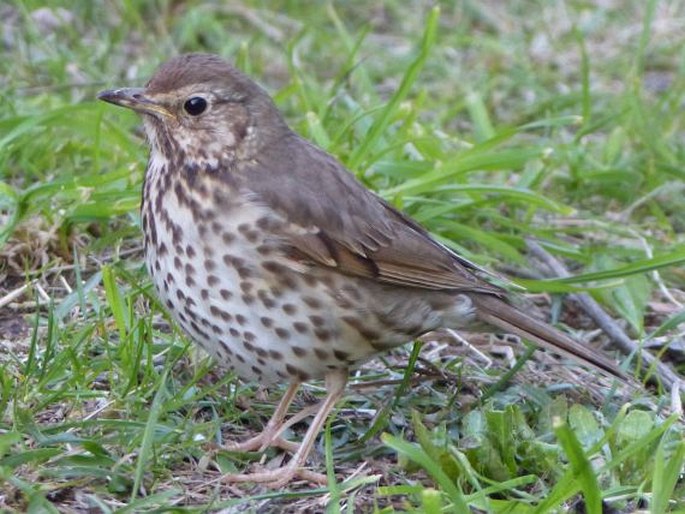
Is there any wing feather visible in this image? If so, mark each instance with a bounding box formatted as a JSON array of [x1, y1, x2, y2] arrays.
[[240, 132, 503, 296]]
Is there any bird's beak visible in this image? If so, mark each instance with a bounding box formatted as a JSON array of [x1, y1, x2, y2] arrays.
[[97, 87, 173, 118]]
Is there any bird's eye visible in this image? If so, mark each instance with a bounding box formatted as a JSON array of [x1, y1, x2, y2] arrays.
[[183, 97, 207, 116]]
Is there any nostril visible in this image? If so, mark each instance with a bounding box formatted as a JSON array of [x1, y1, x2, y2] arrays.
[[132, 93, 142, 99]]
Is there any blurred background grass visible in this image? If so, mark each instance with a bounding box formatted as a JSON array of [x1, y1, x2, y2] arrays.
[[1, 1, 684, 512]]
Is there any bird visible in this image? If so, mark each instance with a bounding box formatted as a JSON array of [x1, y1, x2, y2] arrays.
[[98, 53, 624, 487]]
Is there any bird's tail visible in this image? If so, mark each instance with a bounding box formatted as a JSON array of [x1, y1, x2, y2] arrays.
[[471, 294, 625, 379]]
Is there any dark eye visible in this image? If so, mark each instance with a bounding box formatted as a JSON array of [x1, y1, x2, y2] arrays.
[[183, 97, 207, 116]]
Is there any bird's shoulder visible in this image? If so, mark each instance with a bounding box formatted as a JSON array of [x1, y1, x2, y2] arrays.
[[238, 131, 502, 295]]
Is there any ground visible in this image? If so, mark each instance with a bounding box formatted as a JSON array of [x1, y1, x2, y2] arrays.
[[1, 1, 684, 513]]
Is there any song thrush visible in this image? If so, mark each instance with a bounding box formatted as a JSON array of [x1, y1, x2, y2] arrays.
[[98, 53, 624, 487]]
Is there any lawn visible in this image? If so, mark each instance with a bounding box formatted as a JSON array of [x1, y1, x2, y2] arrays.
[[1, 1, 684, 512]]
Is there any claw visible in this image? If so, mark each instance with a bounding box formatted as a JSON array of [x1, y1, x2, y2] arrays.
[[224, 370, 348, 488], [225, 463, 327, 487]]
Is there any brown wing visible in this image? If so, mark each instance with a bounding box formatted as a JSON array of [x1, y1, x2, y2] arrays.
[[241, 132, 502, 296]]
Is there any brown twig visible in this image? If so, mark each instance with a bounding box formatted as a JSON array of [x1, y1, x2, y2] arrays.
[[526, 240, 684, 395]]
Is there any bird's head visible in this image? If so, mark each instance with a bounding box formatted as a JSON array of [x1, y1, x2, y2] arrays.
[[98, 53, 286, 167]]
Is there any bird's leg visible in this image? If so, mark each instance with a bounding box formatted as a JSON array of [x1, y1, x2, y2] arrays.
[[225, 368, 348, 487], [225, 381, 301, 454]]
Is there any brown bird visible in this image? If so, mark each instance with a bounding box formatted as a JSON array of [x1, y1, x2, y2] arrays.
[[98, 53, 623, 487]]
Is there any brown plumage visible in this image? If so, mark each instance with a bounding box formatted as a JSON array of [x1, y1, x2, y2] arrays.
[[98, 53, 624, 487]]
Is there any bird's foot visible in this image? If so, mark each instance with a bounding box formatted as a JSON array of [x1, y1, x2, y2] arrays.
[[225, 433, 300, 454], [224, 462, 328, 488]]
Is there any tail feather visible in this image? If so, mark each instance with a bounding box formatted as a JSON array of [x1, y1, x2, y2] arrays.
[[471, 294, 625, 379]]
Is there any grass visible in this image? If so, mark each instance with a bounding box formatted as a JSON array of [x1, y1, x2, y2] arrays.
[[1, 0, 684, 512]]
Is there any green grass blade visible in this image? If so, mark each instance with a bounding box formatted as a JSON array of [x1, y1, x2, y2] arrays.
[[651, 438, 685, 514], [347, 5, 439, 170], [131, 369, 169, 501], [382, 433, 470, 513]]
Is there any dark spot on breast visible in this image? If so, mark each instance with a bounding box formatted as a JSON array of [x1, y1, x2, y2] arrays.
[[256, 216, 282, 230], [262, 261, 286, 274], [256, 244, 273, 255], [314, 329, 332, 342], [223, 254, 245, 268], [220, 289, 232, 300], [184, 306, 198, 321], [303, 275, 318, 287], [282, 304, 297, 315], [260, 317, 274, 328], [172, 226, 183, 247], [314, 348, 329, 360], [269, 350, 283, 360], [190, 321, 209, 339], [291, 346, 306, 357], [279, 274, 298, 290], [147, 212, 158, 246], [285, 364, 310, 381], [309, 315, 325, 327], [209, 305, 232, 322], [275, 327, 290, 340], [245, 230, 260, 242], [236, 266, 253, 279], [257, 290, 276, 308], [302, 296, 322, 309], [293, 321, 308, 334], [333, 349, 350, 361]]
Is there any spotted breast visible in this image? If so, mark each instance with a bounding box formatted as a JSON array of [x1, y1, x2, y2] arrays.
[[140, 150, 469, 384]]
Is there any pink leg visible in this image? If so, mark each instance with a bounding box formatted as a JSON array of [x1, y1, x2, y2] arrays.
[[225, 381, 301, 454], [224, 369, 348, 487]]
